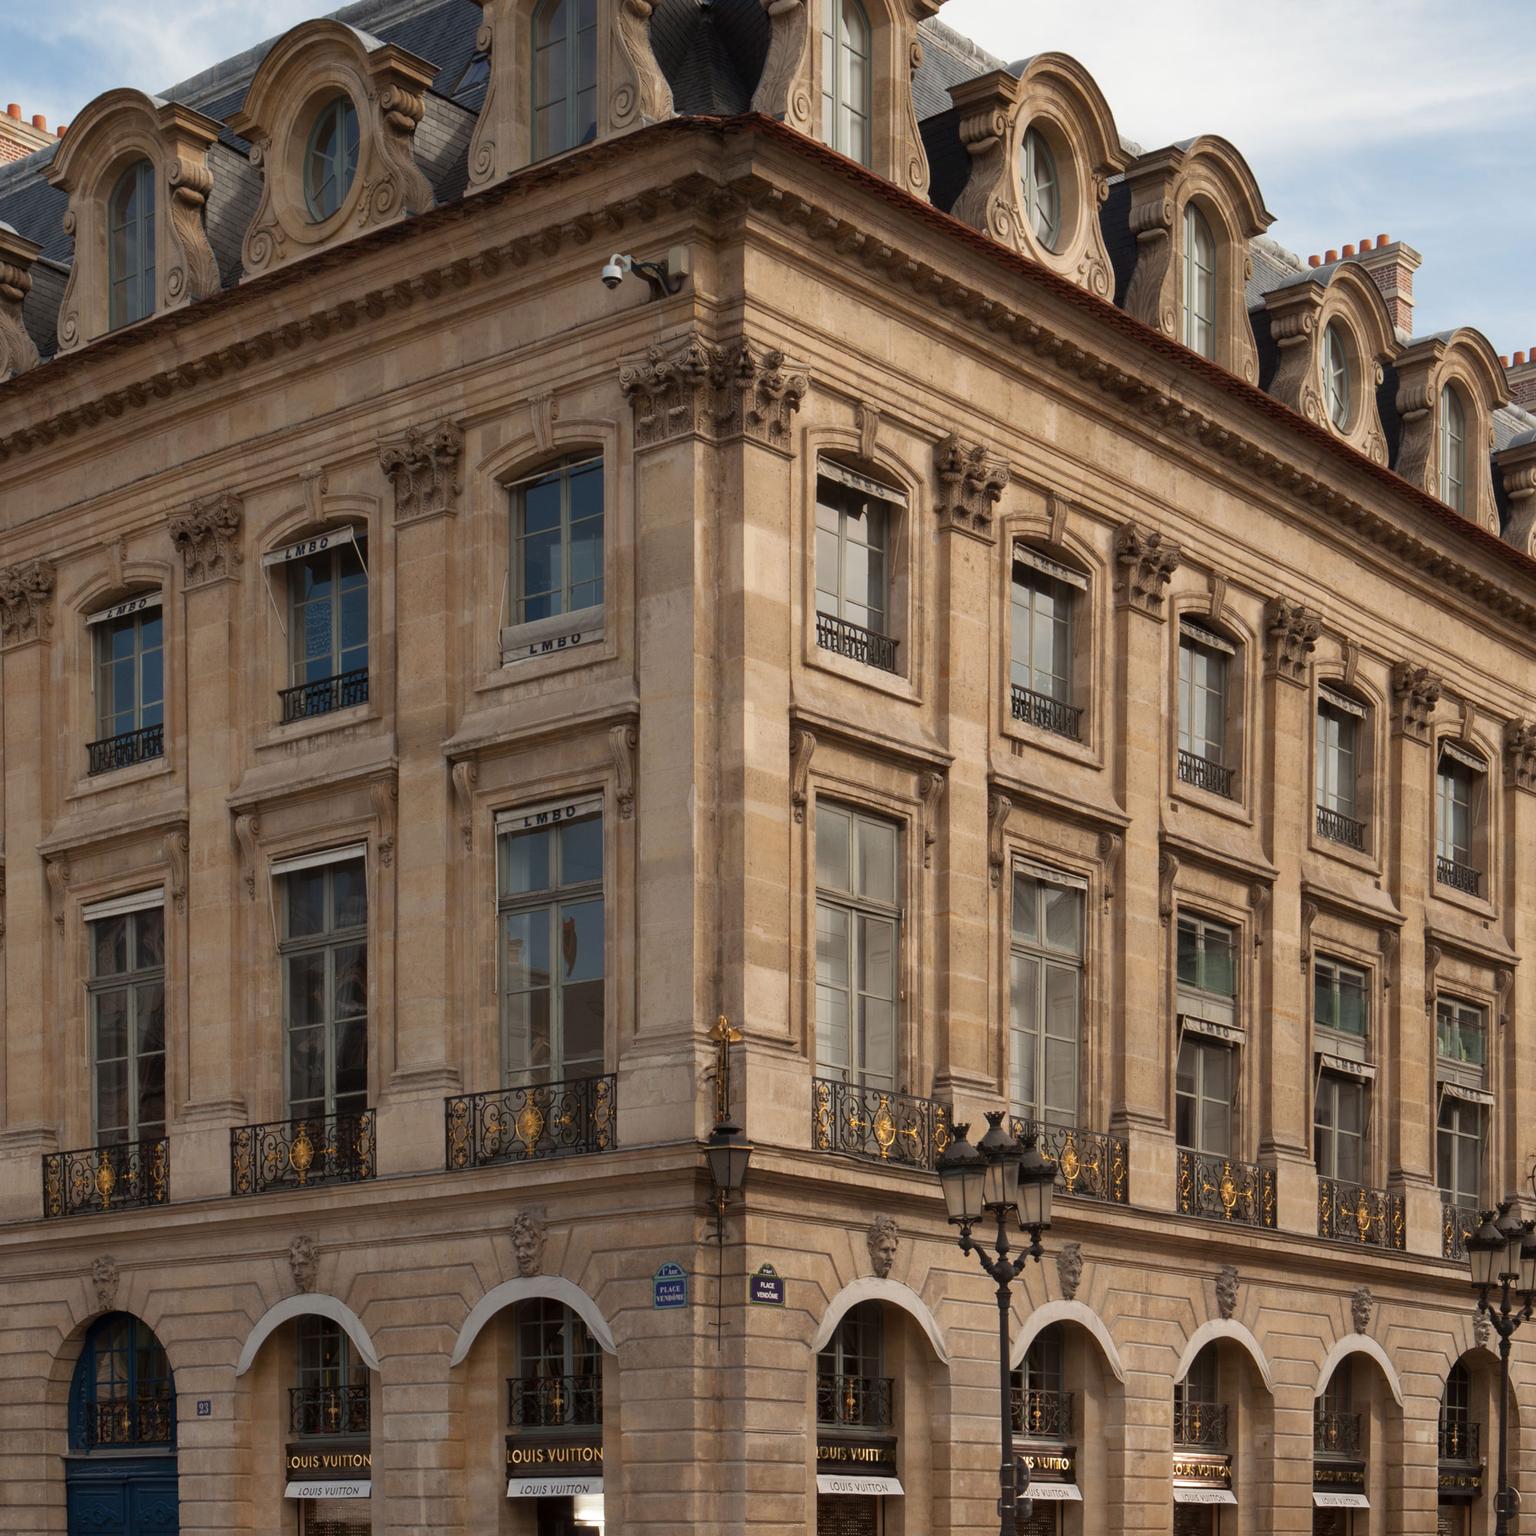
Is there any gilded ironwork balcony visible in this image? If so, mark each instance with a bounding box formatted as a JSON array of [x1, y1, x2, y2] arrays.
[[1313, 1408, 1362, 1457], [1443, 1199, 1479, 1261], [289, 1385, 370, 1437], [508, 1374, 603, 1430], [1436, 856, 1481, 897], [1010, 1118, 1129, 1204], [1010, 685, 1082, 742], [79, 1395, 174, 1448], [1316, 804, 1366, 852], [279, 667, 370, 724], [1011, 1387, 1073, 1440], [815, 611, 899, 674], [1176, 1149, 1276, 1228], [230, 1110, 375, 1196], [445, 1075, 616, 1169], [86, 723, 164, 776], [43, 1138, 169, 1219], [816, 1374, 894, 1430], [1439, 1419, 1481, 1462], [1317, 1178, 1406, 1250], [1174, 1400, 1228, 1449], [812, 1077, 951, 1171], [1177, 749, 1235, 799]]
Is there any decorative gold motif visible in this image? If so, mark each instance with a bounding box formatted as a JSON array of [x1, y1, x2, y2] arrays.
[[94, 1151, 117, 1209], [872, 1099, 897, 1160], [289, 1124, 315, 1184], [516, 1099, 547, 1154]]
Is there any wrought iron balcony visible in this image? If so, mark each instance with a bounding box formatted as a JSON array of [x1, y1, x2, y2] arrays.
[[1011, 1387, 1072, 1440], [1313, 1408, 1362, 1457], [1437, 856, 1482, 897], [79, 1395, 174, 1448], [1316, 805, 1366, 852], [86, 723, 164, 777], [1174, 1399, 1228, 1449], [279, 667, 370, 724], [1317, 1178, 1406, 1250], [1010, 685, 1082, 742], [43, 1138, 169, 1219], [815, 611, 899, 674], [1439, 1418, 1481, 1462], [812, 1077, 951, 1171], [1443, 1199, 1479, 1261], [445, 1074, 616, 1169], [816, 1374, 893, 1430], [1176, 1149, 1276, 1228], [508, 1374, 603, 1430], [1010, 1118, 1129, 1204], [289, 1385, 370, 1437], [230, 1110, 375, 1196], [1178, 749, 1235, 798]]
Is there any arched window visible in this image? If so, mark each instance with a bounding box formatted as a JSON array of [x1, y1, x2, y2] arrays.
[[816, 1302, 889, 1427], [1323, 322, 1352, 430], [1182, 203, 1216, 359], [1439, 383, 1467, 513], [1440, 1362, 1475, 1461], [820, 0, 872, 167], [69, 1313, 175, 1450], [108, 159, 156, 330], [1011, 1325, 1070, 1438], [304, 95, 359, 222], [1021, 126, 1061, 250], [533, 0, 598, 161], [276, 528, 369, 721], [511, 1300, 603, 1428], [1174, 1345, 1225, 1449], [292, 1316, 370, 1435]]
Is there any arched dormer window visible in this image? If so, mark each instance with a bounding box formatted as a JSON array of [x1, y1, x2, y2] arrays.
[[303, 95, 359, 222], [1323, 322, 1351, 430], [532, 0, 598, 161], [821, 0, 872, 166], [1439, 383, 1467, 514], [108, 159, 156, 330], [70, 1313, 175, 1450], [1182, 203, 1216, 359], [1021, 126, 1060, 249]]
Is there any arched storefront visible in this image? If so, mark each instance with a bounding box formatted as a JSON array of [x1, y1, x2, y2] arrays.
[[1437, 1353, 1496, 1535], [65, 1312, 178, 1535], [1171, 1327, 1274, 1534], [1310, 1341, 1402, 1534]]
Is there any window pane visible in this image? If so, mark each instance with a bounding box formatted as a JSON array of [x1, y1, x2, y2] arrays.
[[560, 817, 602, 887], [559, 899, 602, 983], [1010, 953, 1040, 1111], [1042, 883, 1081, 954], [332, 861, 367, 929], [1176, 918, 1198, 987], [855, 816, 896, 905], [285, 871, 325, 938], [815, 903, 851, 1071], [816, 806, 851, 893], [1012, 873, 1039, 944], [93, 916, 129, 978]]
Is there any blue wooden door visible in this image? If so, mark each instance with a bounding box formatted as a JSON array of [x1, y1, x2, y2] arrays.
[[66, 1457, 178, 1535]]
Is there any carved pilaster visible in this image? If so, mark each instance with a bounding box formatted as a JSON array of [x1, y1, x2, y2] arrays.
[[934, 432, 1009, 538], [0, 226, 41, 383], [170, 493, 243, 587], [752, 0, 813, 131], [1263, 596, 1322, 684], [379, 420, 463, 523], [1505, 720, 1536, 791], [1390, 660, 1442, 743], [0, 558, 55, 649], [1114, 522, 1181, 617]]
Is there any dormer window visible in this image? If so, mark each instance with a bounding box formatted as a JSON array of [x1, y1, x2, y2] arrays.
[[1182, 203, 1216, 358], [1323, 322, 1352, 431], [533, 0, 598, 161], [1022, 127, 1061, 250], [108, 160, 155, 330], [303, 96, 359, 222], [1439, 383, 1467, 513], [821, 0, 872, 166]]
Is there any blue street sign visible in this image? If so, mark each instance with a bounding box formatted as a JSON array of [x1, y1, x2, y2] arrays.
[[749, 1263, 785, 1306], [653, 1262, 688, 1309]]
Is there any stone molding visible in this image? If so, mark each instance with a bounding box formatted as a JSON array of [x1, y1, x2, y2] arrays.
[[0, 558, 55, 649], [379, 419, 463, 523], [0, 226, 40, 383], [1390, 660, 1443, 743], [1114, 521, 1181, 616], [170, 492, 243, 587], [1263, 596, 1321, 684], [934, 431, 1008, 538]]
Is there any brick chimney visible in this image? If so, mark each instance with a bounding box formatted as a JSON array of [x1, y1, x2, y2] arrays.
[[0, 104, 56, 164], [1352, 233, 1422, 338], [1507, 349, 1536, 412]]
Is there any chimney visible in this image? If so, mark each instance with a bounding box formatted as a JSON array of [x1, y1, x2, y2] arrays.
[[1508, 348, 1536, 412], [1353, 233, 1422, 337], [0, 101, 54, 164]]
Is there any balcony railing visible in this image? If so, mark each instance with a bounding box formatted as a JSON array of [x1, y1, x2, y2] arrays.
[[1317, 1179, 1406, 1251], [1437, 856, 1482, 897], [289, 1385, 370, 1437], [815, 612, 899, 674], [230, 1110, 375, 1196], [1316, 805, 1366, 852], [812, 1077, 951, 1171], [1010, 685, 1082, 742], [1443, 1199, 1479, 1261], [445, 1074, 616, 1169], [1011, 1387, 1073, 1440], [279, 667, 370, 724], [508, 1374, 603, 1430], [86, 723, 164, 777], [1174, 1400, 1228, 1449], [1313, 1409, 1362, 1457], [1010, 1119, 1129, 1204], [43, 1138, 169, 1219], [1439, 1419, 1481, 1462], [79, 1395, 174, 1448], [1177, 749, 1235, 798], [1176, 1150, 1277, 1228], [816, 1374, 894, 1430]]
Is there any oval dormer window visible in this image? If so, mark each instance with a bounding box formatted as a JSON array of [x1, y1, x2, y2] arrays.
[[1022, 126, 1061, 251], [1323, 322, 1352, 431], [304, 95, 360, 222]]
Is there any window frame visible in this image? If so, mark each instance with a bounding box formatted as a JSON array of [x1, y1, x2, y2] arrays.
[[1313, 954, 1369, 1045], [285, 535, 370, 692], [532, 0, 598, 161], [1010, 550, 1080, 730], [1176, 618, 1237, 798], [1021, 125, 1062, 250], [1182, 201, 1217, 359], [506, 453, 605, 634], [1008, 865, 1084, 1130], [1435, 994, 1488, 1080], [87, 903, 167, 1147], [1314, 1069, 1369, 1184], [1175, 912, 1239, 1028], [1436, 1092, 1484, 1207], [107, 158, 156, 331], [1175, 1032, 1235, 1156], [88, 596, 166, 770], [1439, 382, 1467, 514], [820, 0, 873, 167], [1435, 744, 1485, 888], [1314, 684, 1368, 852], [302, 94, 360, 224], [1322, 321, 1353, 431]]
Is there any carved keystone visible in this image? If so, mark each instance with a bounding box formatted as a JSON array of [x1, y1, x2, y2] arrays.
[[1114, 521, 1181, 616]]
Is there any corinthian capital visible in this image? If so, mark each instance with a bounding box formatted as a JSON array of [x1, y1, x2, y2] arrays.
[[0, 558, 55, 649], [169, 492, 243, 586]]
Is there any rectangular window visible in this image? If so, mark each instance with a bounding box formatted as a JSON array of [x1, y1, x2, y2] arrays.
[[90, 601, 164, 770], [1437, 1096, 1484, 1206], [89, 904, 166, 1145], [815, 469, 897, 671], [1009, 870, 1082, 1128], [1175, 1035, 1233, 1155], [1436, 751, 1483, 891], [1314, 956, 1368, 1039], [510, 456, 604, 627], [1176, 914, 1237, 1027], [1315, 1072, 1368, 1183], [1436, 996, 1487, 1074], [498, 811, 604, 1084], [815, 804, 899, 1090], [1315, 693, 1364, 847], [1010, 553, 1081, 739], [281, 858, 368, 1121], [1178, 623, 1234, 796], [289, 538, 368, 688]]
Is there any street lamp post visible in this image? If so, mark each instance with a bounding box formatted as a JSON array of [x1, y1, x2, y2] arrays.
[[937, 1111, 1056, 1536], [1465, 1199, 1536, 1536]]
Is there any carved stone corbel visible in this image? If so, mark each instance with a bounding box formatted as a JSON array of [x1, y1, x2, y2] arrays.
[[1390, 661, 1442, 743], [717, 340, 808, 449], [164, 832, 189, 915], [170, 493, 243, 587], [1378, 926, 1398, 990], [947, 71, 1024, 249], [1158, 850, 1179, 925], [0, 226, 41, 383], [934, 432, 1009, 537], [0, 558, 55, 649], [918, 772, 946, 869], [789, 729, 816, 824], [234, 814, 260, 900], [1098, 831, 1122, 912], [855, 402, 881, 462], [620, 333, 715, 448], [612, 0, 674, 131], [987, 793, 1012, 887], [1505, 720, 1536, 791], [379, 420, 463, 523], [530, 393, 558, 455], [1424, 942, 1442, 1014], [1300, 901, 1318, 972], [609, 724, 639, 820], [1497, 969, 1514, 1031], [45, 855, 69, 932], [1114, 522, 1181, 616], [451, 760, 478, 851], [1499, 438, 1536, 556], [370, 780, 397, 868], [752, 0, 813, 132], [1248, 883, 1270, 950], [1263, 597, 1322, 684]]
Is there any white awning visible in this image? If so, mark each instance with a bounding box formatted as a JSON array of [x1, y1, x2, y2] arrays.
[[1015, 860, 1089, 892], [285, 1480, 370, 1499], [1314, 1492, 1370, 1509], [86, 592, 162, 627], [1317, 684, 1366, 718], [508, 1476, 603, 1498], [818, 460, 908, 507], [81, 888, 164, 923], [1014, 545, 1088, 591], [1441, 1080, 1495, 1107], [816, 1474, 904, 1497], [1174, 1487, 1237, 1505], [269, 842, 368, 879], [1439, 740, 1487, 773], [262, 525, 360, 567], [1318, 1051, 1376, 1081], [1024, 1483, 1082, 1502], [495, 794, 603, 835], [1179, 618, 1236, 654]]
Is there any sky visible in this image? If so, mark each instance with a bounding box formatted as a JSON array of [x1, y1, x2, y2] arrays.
[[3, 0, 1532, 352]]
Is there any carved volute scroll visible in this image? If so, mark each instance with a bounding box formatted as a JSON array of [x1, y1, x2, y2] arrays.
[[1499, 436, 1536, 558], [451, 760, 479, 850], [947, 70, 1024, 248], [934, 432, 1009, 538], [379, 420, 463, 523], [0, 558, 56, 649], [234, 813, 260, 900], [1390, 660, 1442, 744], [164, 832, 189, 914], [609, 724, 639, 819], [1157, 850, 1179, 925], [1263, 596, 1322, 684], [1114, 521, 1181, 616], [45, 855, 69, 931], [789, 729, 816, 823], [370, 779, 398, 868], [753, 0, 814, 132], [918, 771, 946, 869], [987, 793, 1012, 887], [169, 493, 243, 587], [0, 225, 41, 383]]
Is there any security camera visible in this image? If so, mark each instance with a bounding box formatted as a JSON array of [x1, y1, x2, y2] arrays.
[[601, 254, 629, 290], [599, 249, 688, 301]]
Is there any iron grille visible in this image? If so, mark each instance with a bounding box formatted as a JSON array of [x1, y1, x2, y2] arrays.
[[1317, 1178, 1406, 1250], [815, 612, 899, 674], [279, 667, 370, 724], [445, 1075, 616, 1168], [816, 1374, 894, 1429], [86, 723, 164, 776], [289, 1385, 370, 1437], [1176, 1149, 1276, 1228], [812, 1077, 951, 1171], [1011, 1387, 1073, 1439], [507, 1374, 604, 1429], [1436, 856, 1481, 897], [81, 1395, 174, 1447], [1174, 1400, 1228, 1449], [230, 1110, 375, 1196], [1010, 1119, 1129, 1204], [1313, 1408, 1362, 1456], [1439, 1418, 1480, 1462], [1177, 749, 1235, 798], [1443, 1199, 1479, 1261], [1010, 685, 1082, 741], [43, 1138, 169, 1218], [1316, 805, 1366, 851]]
